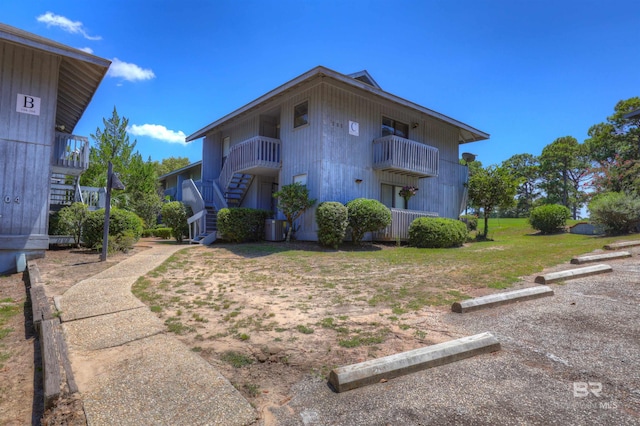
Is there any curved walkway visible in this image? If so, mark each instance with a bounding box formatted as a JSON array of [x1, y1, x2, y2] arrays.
[[58, 243, 256, 425]]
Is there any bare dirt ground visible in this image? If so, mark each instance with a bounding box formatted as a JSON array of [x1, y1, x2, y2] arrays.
[[132, 242, 471, 421], [0, 243, 146, 426]]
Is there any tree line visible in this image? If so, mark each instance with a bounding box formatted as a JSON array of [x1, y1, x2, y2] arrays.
[[79, 107, 191, 229], [467, 96, 640, 234]]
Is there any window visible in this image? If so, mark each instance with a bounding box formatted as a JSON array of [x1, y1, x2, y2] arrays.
[[382, 116, 409, 139], [293, 173, 307, 185], [381, 184, 407, 209], [294, 101, 308, 128], [222, 136, 230, 166]]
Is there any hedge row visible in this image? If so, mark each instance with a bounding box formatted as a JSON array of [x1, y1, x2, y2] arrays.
[[217, 208, 271, 243]]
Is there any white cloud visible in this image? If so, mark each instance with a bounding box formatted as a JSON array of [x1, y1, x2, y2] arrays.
[[36, 12, 101, 40], [128, 124, 187, 145], [78, 47, 94, 54], [107, 58, 155, 82]]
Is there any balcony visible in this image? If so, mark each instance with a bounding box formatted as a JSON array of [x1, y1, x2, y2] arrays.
[[52, 132, 90, 176], [372, 135, 438, 178], [219, 136, 281, 201]]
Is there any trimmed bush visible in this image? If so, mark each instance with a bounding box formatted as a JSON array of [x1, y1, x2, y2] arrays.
[[316, 201, 348, 249], [217, 208, 270, 243], [588, 192, 640, 235], [529, 204, 571, 234], [154, 227, 173, 239], [408, 217, 468, 248], [82, 208, 143, 251], [161, 201, 190, 242], [346, 198, 392, 244], [459, 214, 478, 231]]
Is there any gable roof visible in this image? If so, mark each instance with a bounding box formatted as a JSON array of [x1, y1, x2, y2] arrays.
[[0, 23, 111, 134], [186, 66, 489, 144], [348, 70, 381, 89]]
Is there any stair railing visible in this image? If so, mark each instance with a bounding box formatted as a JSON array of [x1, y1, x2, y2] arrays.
[[182, 179, 206, 242]]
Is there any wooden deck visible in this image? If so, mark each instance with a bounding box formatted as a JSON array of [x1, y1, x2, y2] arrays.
[[52, 132, 89, 175], [372, 135, 439, 177]]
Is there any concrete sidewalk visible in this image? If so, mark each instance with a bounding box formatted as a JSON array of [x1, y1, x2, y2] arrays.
[[57, 243, 257, 426]]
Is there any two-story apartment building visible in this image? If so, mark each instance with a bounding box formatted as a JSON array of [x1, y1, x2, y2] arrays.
[[0, 24, 110, 273], [185, 66, 488, 242]]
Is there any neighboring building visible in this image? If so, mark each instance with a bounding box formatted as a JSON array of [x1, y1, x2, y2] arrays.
[[158, 161, 202, 201], [184, 66, 489, 243], [0, 24, 110, 273]]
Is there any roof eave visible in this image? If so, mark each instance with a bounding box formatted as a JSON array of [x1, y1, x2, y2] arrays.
[[0, 23, 111, 133], [186, 65, 489, 144]]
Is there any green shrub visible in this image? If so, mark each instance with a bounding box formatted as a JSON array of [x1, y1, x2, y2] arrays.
[[82, 208, 143, 250], [346, 198, 392, 244], [154, 227, 173, 239], [48, 211, 64, 235], [316, 202, 348, 249], [141, 229, 155, 237], [588, 192, 640, 235], [57, 202, 90, 247], [161, 201, 190, 242], [273, 183, 317, 242], [217, 208, 270, 243], [528, 204, 571, 234], [408, 217, 468, 248], [459, 214, 478, 231]]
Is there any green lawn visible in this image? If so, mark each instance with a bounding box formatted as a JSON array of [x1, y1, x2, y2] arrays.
[[137, 218, 639, 317]]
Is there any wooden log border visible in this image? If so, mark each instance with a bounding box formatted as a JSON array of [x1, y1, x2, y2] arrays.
[[26, 261, 79, 410]]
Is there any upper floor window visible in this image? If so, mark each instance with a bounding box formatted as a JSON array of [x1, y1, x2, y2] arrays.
[[382, 116, 409, 139], [294, 101, 308, 128]]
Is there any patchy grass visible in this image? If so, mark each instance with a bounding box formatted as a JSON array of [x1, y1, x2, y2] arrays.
[[0, 297, 21, 369], [220, 351, 254, 368], [131, 219, 639, 407]]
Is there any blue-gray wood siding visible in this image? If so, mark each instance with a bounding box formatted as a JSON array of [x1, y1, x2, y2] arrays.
[[199, 76, 476, 240], [0, 41, 59, 248]]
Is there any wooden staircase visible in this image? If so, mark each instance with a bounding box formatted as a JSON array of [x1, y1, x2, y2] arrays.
[[225, 173, 253, 207], [191, 207, 218, 245], [49, 173, 81, 212]]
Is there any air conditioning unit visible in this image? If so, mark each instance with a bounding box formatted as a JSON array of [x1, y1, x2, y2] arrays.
[[264, 219, 286, 241]]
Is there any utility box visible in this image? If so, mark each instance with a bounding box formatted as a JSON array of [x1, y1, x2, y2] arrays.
[[264, 219, 286, 241]]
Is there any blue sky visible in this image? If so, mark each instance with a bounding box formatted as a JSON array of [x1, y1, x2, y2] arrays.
[[3, 0, 640, 167]]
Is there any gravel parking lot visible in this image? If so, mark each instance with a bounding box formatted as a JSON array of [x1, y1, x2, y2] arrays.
[[267, 247, 640, 425]]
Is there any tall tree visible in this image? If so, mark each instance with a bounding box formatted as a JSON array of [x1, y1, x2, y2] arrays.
[[501, 153, 540, 217], [585, 97, 640, 196], [153, 156, 191, 177], [585, 97, 640, 165], [539, 136, 590, 219], [81, 107, 136, 188], [467, 165, 518, 239]]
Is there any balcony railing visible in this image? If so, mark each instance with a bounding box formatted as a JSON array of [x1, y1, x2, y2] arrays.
[[219, 136, 281, 195], [374, 208, 439, 241], [52, 132, 89, 175], [373, 135, 438, 177]]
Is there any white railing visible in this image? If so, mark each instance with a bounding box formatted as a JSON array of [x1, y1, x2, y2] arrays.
[[219, 136, 281, 193], [182, 179, 206, 242], [53, 132, 89, 171], [374, 208, 439, 241], [373, 135, 439, 177], [200, 180, 228, 211]]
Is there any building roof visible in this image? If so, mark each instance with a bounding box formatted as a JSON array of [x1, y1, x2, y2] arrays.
[[0, 23, 111, 134], [623, 109, 640, 120], [158, 160, 203, 181], [186, 65, 489, 144]]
